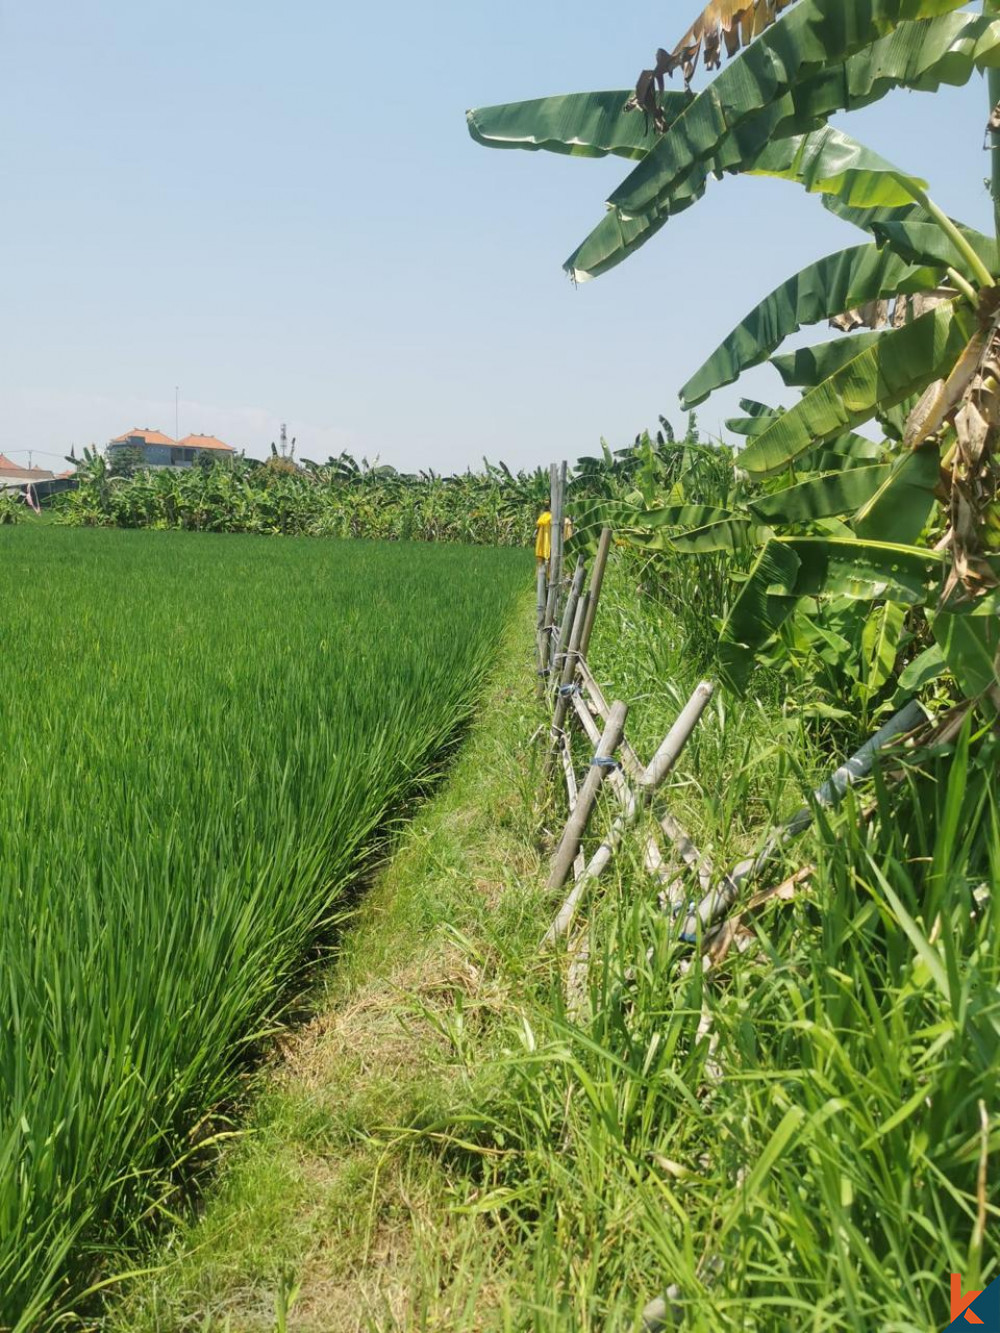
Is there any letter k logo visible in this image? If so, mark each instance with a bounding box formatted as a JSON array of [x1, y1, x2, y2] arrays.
[[949, 1272, 1000, 1330], [953, 1275, 985, 1325]]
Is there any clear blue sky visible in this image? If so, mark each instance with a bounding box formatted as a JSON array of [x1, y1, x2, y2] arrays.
[[0, 1, 992, 472]]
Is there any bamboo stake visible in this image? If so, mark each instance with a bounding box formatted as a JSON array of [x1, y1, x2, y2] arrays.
[[546, 595, 589, 777], [552, 556, 586, 676], [570, 691, 636, 814], [565, 926, 591, 1023], [543, 463, 566, 637], [561, 732, 579, 807], [548, 461, 569, 633], [576, 658, 646, 783], [535, 562, 548, 698], [578, 526, 612, 662], [545, 683, 713, 946], [545, 700, 628, 896], [656, 812, 714, 910], [541, 464, 560, 671], [573, 682, 709, 893], [677, 698, 927, 941], [560, 734, 587, 884], [640, 682, 714, 794]]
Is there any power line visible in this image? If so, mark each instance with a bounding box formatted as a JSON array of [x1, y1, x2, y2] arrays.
[[2, 448, 69, 461]]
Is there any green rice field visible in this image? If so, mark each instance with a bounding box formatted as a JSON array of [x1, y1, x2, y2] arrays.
[[0, 527, 527, 1330]]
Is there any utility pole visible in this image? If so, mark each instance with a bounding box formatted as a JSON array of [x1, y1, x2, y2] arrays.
[[280, 423, 288, 458], [988, 0, 1000, 238], [175, 386, 179, 442]]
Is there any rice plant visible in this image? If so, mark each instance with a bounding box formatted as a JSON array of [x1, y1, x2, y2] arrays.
[[0, 526, 527, 1330]]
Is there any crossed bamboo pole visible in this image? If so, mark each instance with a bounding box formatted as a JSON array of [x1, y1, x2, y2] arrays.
[[533, 466, 932, 1331], [535, 464, 929, 963]]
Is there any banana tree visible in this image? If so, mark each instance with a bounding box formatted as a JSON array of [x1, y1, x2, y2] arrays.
[[469, 0, 1000, 708]]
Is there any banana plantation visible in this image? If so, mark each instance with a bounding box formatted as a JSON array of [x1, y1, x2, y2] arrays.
[[57, 448, 550, 546], [469, 0, 1000, 716]]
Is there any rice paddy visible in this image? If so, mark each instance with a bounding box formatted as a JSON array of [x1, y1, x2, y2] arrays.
[[0, 526, 527, 1331]]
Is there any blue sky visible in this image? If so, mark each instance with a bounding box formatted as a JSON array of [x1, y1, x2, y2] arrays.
[[0, 1, 992, 472]]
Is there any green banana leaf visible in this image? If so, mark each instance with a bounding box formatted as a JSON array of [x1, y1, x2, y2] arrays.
[[854, 446, 940, 544], [617, 503, 736, 532], [566, 126, 924, 281], [718, 540, 803, 691], [897, 642, 947, 692], [726, 414, 779, 437], [739, 300, 974, 476], [626, 518, 753, 554], [861, 600, 907, 698], [607, 4, 975, 223], [681, 243, 938, 406], [869, 220, 1000, 274], [748, 124, 927, 207], [739, 398, 777, 417], [771, 331, 887, 388], [810, 443, 886, 471], [816, 434, 885, 460], [931, 595, 1000, 702], [615, 503, 753, 553], [876, 391, 922, 443], [822, 195, 928, 234], [466, 90, 687, 162], [748, 465, 891, 525], [821, 193, 995, 251], [719, 534, 945, 690]]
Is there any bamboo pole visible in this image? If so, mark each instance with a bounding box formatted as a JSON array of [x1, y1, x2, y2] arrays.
[[544, 683, 713, 946], [548, 461, 569, 633], [541, 464, 560, 671], [570, 691, 637, 813], [677, 698, 927, 941], [565, 926, 591, 1023], [535, 562, 548, 696], [578, 526, 612, 662], [656, 812, 714, 909], [552, 556, 586, 675], [573, 680, 709, 893], [543, 463, 566, 643], [560, 734, 587, 884], [545, 594, 591, 780], [545, 700, 628, 896], [576, 658, 646, 783], [640, 682, 714, 794]]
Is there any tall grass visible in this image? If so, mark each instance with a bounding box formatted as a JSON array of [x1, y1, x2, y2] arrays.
[[0, 527, 527, 1330], [380, 553, 999, 1329], [471, 727, 999, 1329]]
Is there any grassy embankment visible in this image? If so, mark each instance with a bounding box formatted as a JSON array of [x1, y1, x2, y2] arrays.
[[0, 527, 526, 1331], [111, 551, 999, 1331]]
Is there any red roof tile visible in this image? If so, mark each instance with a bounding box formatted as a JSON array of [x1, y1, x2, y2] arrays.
[[0, 454, 55, 480], [109, 427, 176, 447], [177, 434, 235, 453]]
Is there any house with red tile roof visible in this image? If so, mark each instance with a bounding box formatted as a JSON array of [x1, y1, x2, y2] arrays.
[[107, 428, 236, 470], [0, 453, 56, 489]]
